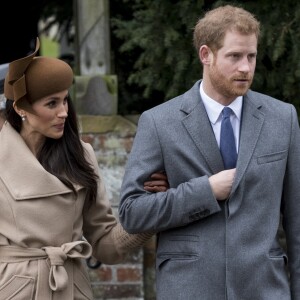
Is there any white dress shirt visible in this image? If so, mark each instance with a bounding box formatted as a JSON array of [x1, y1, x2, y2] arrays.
[[200, 82, 243, 152]]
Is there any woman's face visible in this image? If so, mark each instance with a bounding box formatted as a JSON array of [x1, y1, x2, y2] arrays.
[[20, 90, 69, 141]]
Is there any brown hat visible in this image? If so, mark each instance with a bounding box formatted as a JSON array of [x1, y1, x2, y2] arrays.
[[4, 38, 73, 104]]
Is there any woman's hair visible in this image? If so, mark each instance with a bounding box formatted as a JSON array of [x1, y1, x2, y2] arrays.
[[5, 96, 99, 203], [193, 5, 260, 54]]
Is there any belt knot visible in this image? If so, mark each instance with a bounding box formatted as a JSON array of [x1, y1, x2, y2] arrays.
[[42, 241, 92, 291]]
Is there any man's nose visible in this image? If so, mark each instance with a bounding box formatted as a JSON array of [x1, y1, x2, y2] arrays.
[[238, 57, 251, 73]]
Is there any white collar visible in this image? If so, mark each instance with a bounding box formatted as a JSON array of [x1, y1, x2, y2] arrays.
[[200, 81, 243, 124]]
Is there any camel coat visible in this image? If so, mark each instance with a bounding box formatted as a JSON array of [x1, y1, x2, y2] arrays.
[[0, 122, 151, 300]]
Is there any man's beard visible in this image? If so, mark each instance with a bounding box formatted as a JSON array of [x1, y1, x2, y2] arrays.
[[209, 63, 253, 100]]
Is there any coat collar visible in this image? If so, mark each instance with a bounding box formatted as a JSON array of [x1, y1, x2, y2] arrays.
[[181, 80, 224, 174], [180, 80, 265, 178], [230, 91, 265, 194], [0, 122, 74, 200]]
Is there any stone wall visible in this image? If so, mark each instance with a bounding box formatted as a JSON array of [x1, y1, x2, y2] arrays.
[[79, 114, 156, 300]]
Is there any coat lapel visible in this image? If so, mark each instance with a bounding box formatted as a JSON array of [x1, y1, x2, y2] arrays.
[[230, 91, 265, 197], [0, 122, 74, 200], [181, 81, 224, 174], [180, 83, 265, 184]]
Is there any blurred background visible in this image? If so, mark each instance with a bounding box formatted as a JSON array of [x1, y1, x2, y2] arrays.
[[1, 0, 300, 116]]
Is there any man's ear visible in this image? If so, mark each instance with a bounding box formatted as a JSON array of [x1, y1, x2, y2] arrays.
[[199, 45, 213, 65]]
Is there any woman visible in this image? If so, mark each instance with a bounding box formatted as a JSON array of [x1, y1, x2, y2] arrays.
[[0, 38, 168, 299]]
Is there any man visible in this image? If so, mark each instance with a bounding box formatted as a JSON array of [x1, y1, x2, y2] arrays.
[[119, 5, 300, 300]]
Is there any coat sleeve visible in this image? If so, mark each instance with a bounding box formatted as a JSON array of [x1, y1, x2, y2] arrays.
[[281, 105, 300, 299], [118, 110, 221, 234], [81, 142, 153, 265]]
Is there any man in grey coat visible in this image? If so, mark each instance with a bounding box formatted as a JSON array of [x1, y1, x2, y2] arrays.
[[119, 5, 300, 300]]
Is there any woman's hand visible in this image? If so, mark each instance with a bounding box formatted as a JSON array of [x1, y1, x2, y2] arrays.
[[144, 172, 169, 192]]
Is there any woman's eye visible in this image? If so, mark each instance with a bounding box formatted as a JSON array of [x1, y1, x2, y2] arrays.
[[46, 101, 57, 108]]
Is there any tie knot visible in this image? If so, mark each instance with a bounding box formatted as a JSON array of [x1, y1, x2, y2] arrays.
[[222, 107, 233, 118]]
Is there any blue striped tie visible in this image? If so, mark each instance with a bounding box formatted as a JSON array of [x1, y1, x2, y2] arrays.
[[220, 107, 237, 169]]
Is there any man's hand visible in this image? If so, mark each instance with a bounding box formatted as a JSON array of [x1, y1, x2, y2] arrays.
[[144, 172, 169, 192], [209, 168, 236, 200]]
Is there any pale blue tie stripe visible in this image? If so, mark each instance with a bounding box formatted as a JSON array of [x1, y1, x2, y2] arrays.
[[220, 107, 237, 169]]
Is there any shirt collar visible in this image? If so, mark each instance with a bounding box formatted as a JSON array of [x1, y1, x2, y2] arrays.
[[200, 81, 243, 124]]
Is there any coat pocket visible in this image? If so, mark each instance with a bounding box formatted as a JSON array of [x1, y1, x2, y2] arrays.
[[257, 150, 287, 165], [74, 265, 93, 300], [156, 234, 199, 270], [0, 275, 34, 300], [269, 248, 288, 265]]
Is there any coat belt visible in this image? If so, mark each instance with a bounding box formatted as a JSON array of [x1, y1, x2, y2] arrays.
[[0, 241, 92, 299]]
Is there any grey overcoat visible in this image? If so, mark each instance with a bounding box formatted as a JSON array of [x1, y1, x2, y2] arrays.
[[119, 80, 300, 300]]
